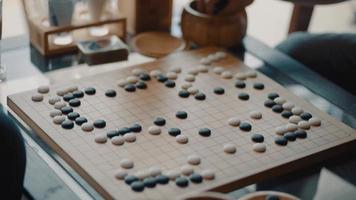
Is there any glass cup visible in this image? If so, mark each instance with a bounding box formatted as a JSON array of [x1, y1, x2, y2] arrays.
[[0, 0, 5, 82], [87, 0, 109, 37], [48, 0, 76, 46]]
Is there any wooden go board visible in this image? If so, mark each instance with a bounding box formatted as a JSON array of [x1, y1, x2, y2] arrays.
[[7, 48, 356, 199]]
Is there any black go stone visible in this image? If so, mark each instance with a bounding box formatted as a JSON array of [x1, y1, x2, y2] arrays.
[[266, 194, 280, 200], [67, 112, 80, 120], [295, 129, 307, 139], [178, 90, 190, 98], [195, 92, 206, 101], [73, 90, 84, 98], [235, 80, 246, 89], [93, 119, 106, 128], [164, 80, 176, 88], [118, 127, 131, 135], [61, 120, 74, 129], [143, 177, 156, 188], [281, 110, 293, 118], [130, 124, 142, 133], [63, 93, 75, 102], [275, 136, 288, 146], [75, 117, 88, 125], [84, 87, 96, 95], [168, 128, 181, 137], [156, 175, 169, 184], [251, 133, 264, 143], [300, 112, 313, 120], [284, 132, 297, 141], [105, 89, 116, 97], [253, 82, 265, 90], [61, 106, 73, 115], [213, 87, 225, 95], [176, 177, 189, 187], [139, 73, 151, 81], [176, 111, 188, 119], [240, 122, 252, 132], [238, 92, 249, 101], [272, 105, 284, 113], [268, 92, 279, 100], [157, 75, 168, 83], [190, 174, 203, 184], [154, 117, 166, 126], [131, 181, 144, 192], [107, 130, 120, 138], [135, 81, 147, 89], [199, 128, 211, 137], [264, 99, 276, 108], [69, 98, 81, 107], [125, 84, 136, 92], [125, 175, 139, 185]]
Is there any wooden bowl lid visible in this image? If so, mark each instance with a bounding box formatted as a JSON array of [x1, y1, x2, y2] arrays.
[[131, 32, 186, 58]]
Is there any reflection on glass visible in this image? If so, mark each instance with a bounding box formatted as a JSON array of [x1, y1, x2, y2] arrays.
[[0, 0, 5, 82], [48, 0, 75, 46], [88, 0, 109, 37]]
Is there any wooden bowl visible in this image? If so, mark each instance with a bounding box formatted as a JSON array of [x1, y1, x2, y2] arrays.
[[181, 192, 232, 200], [239, 191, 301, 200], [181, 0, 250, 47]]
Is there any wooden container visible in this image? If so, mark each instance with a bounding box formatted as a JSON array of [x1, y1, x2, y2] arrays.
[[22, 0, 126, 56], [118, 0, 173, 35], [181, 0, 251, 48], [239, 191, 300, 200]]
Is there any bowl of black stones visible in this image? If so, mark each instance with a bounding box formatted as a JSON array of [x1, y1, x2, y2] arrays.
[[238, 191, 300, 200]]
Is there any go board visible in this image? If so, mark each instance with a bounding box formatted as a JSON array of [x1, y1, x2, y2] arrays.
[[7, 48, 356, 199]]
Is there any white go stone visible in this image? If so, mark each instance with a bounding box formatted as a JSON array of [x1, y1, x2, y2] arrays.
[[275, 126, 288, 135], [135, 170, 150, 180], [148, 126, 161, 135], [221, 71, 233, 79], [286, 123, 298, 132], [292, 107, 304, 115], [223, 143, 236, 154], [56, 90, 67, 96], [170, 66, 182, 73], [298, 121, 310, 130], [201, 169, 215, 180], [207, 54, 219, 62], [176, 135, 189, 144], [53, 115, 66, 124], [66, 86, 78, 93], [37, 86, 50, 94], [253, 143, 266, 153], [187, 87, 199, 95], [282, 102, 295, 110], [123, 133, 136, 142], [166, 72, 178, 80], [126, 76, 139, 84], [184, 74, 195, 82], [187, 154, 201, 165], [111, 136, 125, 145], [274, 97, 286, 105], [54, 101, 66, 110], [120, 159, 134, 169], [81, 123, 94, 132], [117, 79, 128, 87], [228, 117, 241, 126], [180, 165, 194, 176], [213, 66, 224, 75], [166, 170, 180, 180], [31, 94, 43, 102], [94, 134, 107, 143], [215, 51, 226, 59], [132, 68, 145, 76], [288, 115, 302, 124], [234, 72, 248, 80], [200, 57, 211, 65], [198, 65, 209, 73], [149, 166, 161, 177], [48, 96, 61, 105], [50, 110, 62, 118], [181, 82, 192, 90], [309, 117, 321, 126], [150, 70, 162, 77], [250, 111, 262, 119], [187, 68, 200, 76], [114, 169, 128, 180], [245, 70, 258, 78]]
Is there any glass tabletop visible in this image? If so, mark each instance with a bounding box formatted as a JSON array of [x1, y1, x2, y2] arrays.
[[1, 35, 355, 200]]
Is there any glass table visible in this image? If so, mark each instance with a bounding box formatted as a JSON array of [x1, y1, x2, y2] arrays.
[[0, 35, 355, 200]]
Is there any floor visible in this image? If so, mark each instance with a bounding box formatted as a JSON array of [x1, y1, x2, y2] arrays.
[[2, 0, 356, 47]]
